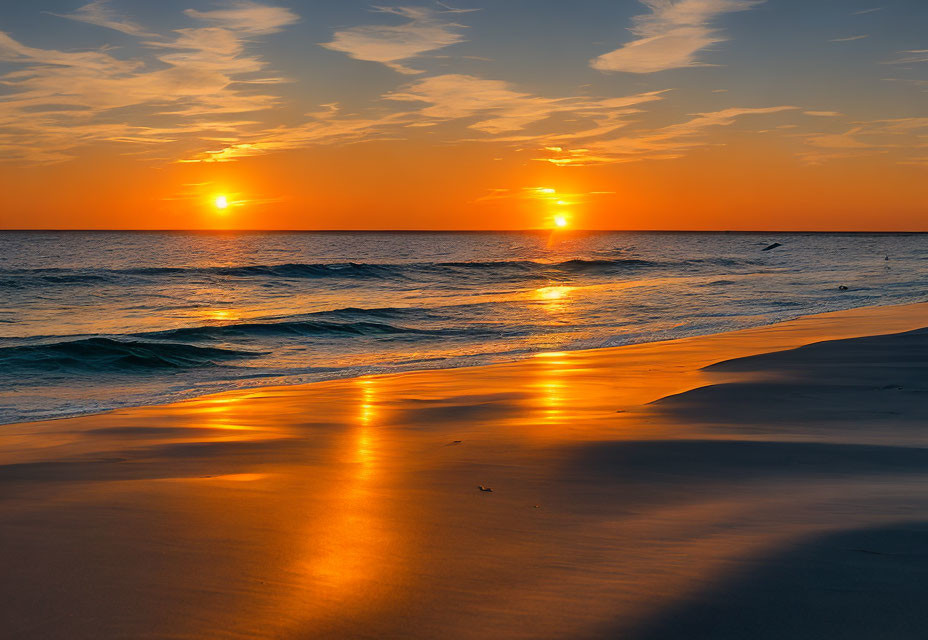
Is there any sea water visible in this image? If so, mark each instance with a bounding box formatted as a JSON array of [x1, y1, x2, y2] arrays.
[[1, 231, 924, 423]]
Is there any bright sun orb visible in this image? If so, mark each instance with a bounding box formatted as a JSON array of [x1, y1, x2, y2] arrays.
[[554, 215, 568, 228], [215, 195, 229, 210]]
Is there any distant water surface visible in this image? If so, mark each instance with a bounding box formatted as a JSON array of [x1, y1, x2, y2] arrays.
[[0, 231, 925, 424]]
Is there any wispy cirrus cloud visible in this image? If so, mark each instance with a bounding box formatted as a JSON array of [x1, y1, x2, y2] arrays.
[[799, 117, 928, 164], [475, 186, 615, 205], [830, 34, 869, 42], [321, 6, 472, 74], [384, 74, 666, 134], [591, 0, 763, 73], [184, 0, 299, 35], [49, 0, 155, 37], [0, 2, 297, 163], [182, 74, 667, 162], [887, 49, 928, 64], [883, 77, 928, 91], [180, 75, 809, 169], [540, 106, 797, 165], [180, 104, 418, 162]]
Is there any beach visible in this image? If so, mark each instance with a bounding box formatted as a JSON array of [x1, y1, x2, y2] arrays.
[[1, 301, 926, 639], [3, 0, 927, 636]]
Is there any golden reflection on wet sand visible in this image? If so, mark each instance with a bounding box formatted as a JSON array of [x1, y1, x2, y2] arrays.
[[532, 352, 571, 423], [0, 303, 927, 639], [290, 375, 400, 626], [186, 395, 276, 441]]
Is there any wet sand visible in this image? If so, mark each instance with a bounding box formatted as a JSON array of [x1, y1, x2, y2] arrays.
[[1, 302, 927, 639]]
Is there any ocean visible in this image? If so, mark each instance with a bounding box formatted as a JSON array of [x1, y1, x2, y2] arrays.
[[1, 231, 925, 424]]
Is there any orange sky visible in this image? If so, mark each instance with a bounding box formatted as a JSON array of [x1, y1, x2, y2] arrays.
[[1, 0, 926, 231], [2, 138, 925, 230]]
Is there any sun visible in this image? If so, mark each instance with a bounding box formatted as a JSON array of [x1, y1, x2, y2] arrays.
[[214, 195, 229, 210], [554, 215, 569, 228]]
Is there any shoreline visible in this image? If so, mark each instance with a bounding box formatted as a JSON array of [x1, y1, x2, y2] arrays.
[[1, 301, 926, 638], [4, 299, 926, 428]]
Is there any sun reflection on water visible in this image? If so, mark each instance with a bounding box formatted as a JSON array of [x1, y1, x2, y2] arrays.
[[535, 285, 573, 315], [536, 286, 571, 301], [203, 309, 240, 322]]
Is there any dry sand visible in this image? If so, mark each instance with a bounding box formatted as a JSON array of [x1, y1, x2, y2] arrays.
[[1, 302, 926, 639]]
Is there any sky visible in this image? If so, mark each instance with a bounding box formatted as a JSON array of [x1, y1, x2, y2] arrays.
[[0, 0, 925, 230]]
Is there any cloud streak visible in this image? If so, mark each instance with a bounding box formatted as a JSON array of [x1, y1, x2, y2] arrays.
[[887, 49, 928, 64], [49, 0, 155, 37], [180, 104, 417, 163], [799, 117, 928, 164], [591, 0, 763, 73], [830, 35, 869, 42], [540, 106, 797, 165], [184, 1, 299, 35], [0, 2, 297, 163], [321, 6, 469, 74], [384, 74, 666, 134], [183, 74, 668, 162]]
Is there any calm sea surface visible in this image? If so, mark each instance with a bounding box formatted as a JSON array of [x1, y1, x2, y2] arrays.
[[1, 231, 925, 424]]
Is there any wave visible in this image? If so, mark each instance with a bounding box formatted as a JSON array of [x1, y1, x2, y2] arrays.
[[0, 264, 399, 288], [0, 269, 118, 289], [126, 262, 402, 280], [0, 337, 263, 373], [136, 318, 437, 341], [131, 258, 664, 277], [558, 258, 656, 272], [0, 258, 673, 287], [0, 305, 501, 347], [0, 258, 768, 289]]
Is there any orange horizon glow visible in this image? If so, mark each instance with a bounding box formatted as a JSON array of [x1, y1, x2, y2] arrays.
[[3, 144, 924, 231], [1, 2, 926, 232]]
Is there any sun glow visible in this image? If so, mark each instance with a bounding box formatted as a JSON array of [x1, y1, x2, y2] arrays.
[[554, 215, 569, 228], [214, 195, 229, 210]]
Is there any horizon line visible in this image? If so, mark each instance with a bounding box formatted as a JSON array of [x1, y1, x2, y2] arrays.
[[1, 229, 927, 234]]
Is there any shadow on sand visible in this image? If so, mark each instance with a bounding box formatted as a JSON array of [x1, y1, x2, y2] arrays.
[[618, 522, 928, 640], [650, 328, 928, 426]]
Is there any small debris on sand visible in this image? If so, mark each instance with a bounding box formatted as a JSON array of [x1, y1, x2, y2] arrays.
[[478, 485, 493, 492], [838, 285, 849, 291]]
